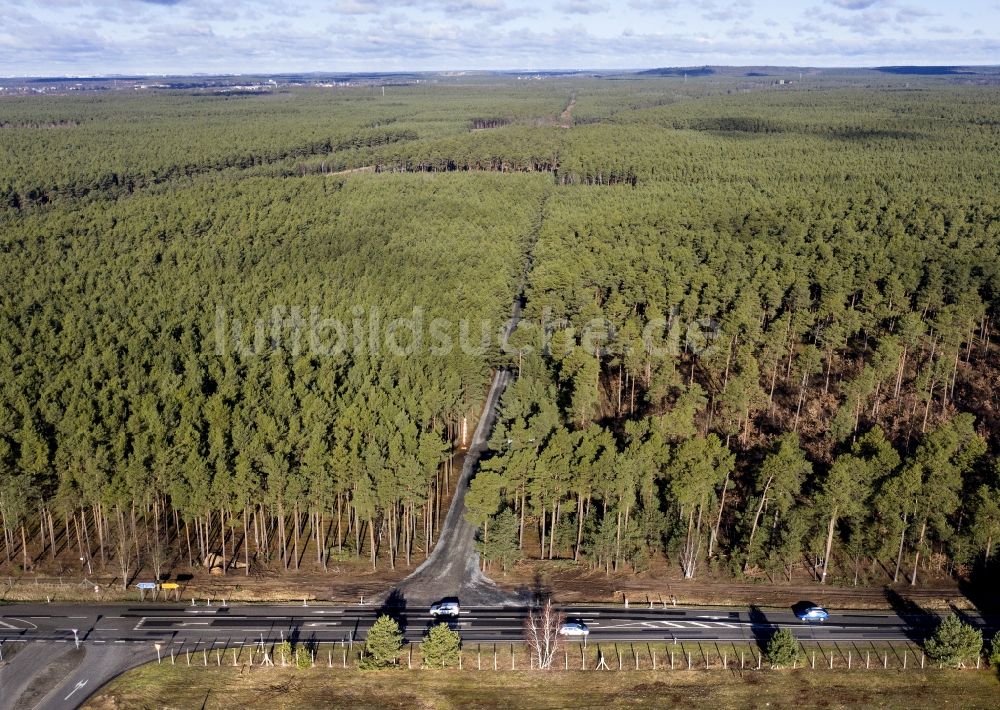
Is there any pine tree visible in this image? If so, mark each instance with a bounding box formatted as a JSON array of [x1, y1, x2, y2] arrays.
[[361, 614, 404, 669], [988, 630, 1000, 668], [765, 628, 802, 668], [924, 614, 983, 666], [421, 623, 461, 668], [478, 508, 521, 574]]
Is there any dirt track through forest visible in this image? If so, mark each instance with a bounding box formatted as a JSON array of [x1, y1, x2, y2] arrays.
[[559, 94, 576, 128], [380, 197, 547, 608], [385, 366, 520, 606]]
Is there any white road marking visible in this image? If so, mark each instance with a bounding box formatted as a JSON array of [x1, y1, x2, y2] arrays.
[[64, 680, 88, 701], [2, 618, 38, 629], [596, 619, 741, 631]]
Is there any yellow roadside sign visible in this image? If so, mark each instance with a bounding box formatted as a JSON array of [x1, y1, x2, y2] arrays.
[[159, 582, 180, 590]]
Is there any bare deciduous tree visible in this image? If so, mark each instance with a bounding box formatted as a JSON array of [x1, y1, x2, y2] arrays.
[[524, 599, 563, 670], [114, 509, 135, 590], [149, 535, 167, 583]]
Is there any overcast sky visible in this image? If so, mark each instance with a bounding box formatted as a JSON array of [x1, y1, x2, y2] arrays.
[[2, 0, 998, 76]]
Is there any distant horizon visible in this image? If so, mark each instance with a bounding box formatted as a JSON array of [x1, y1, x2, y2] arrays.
[[3, 0, 997, 77], [4, 63, 1000, 81]]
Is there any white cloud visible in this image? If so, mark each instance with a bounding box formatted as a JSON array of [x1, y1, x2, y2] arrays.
[[0, 0, 997, 74], [557, 0, 608, 15], [627, 0, 680, 8], [829, 0, 882, 9]]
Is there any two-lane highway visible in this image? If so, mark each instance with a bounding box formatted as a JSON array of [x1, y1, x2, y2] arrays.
[[2, 602, 996, 710], [3, 602, 996, 647]]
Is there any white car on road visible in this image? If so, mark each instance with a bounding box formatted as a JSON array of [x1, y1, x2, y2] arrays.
[[430, 598, 460, 617], [558, 620, 590, 637]]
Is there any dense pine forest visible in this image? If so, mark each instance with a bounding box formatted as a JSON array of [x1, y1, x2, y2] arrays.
[[1, 73, 998, 592]]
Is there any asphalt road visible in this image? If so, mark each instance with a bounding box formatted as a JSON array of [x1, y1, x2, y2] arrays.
[[3, 600, 998, 709]]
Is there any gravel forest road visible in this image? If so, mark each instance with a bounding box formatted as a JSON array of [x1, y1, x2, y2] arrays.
[[387, 367, 519, 606], [386, 294, 526, 608]]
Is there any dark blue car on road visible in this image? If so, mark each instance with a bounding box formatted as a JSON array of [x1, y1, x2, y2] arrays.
[[793, 602, 829, 622]]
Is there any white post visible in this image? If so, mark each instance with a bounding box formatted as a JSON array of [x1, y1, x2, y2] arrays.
[[72, 629, 79, 650]]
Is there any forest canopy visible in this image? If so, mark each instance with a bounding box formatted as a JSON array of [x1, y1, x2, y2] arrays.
[[1, 75, 998, 589]]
